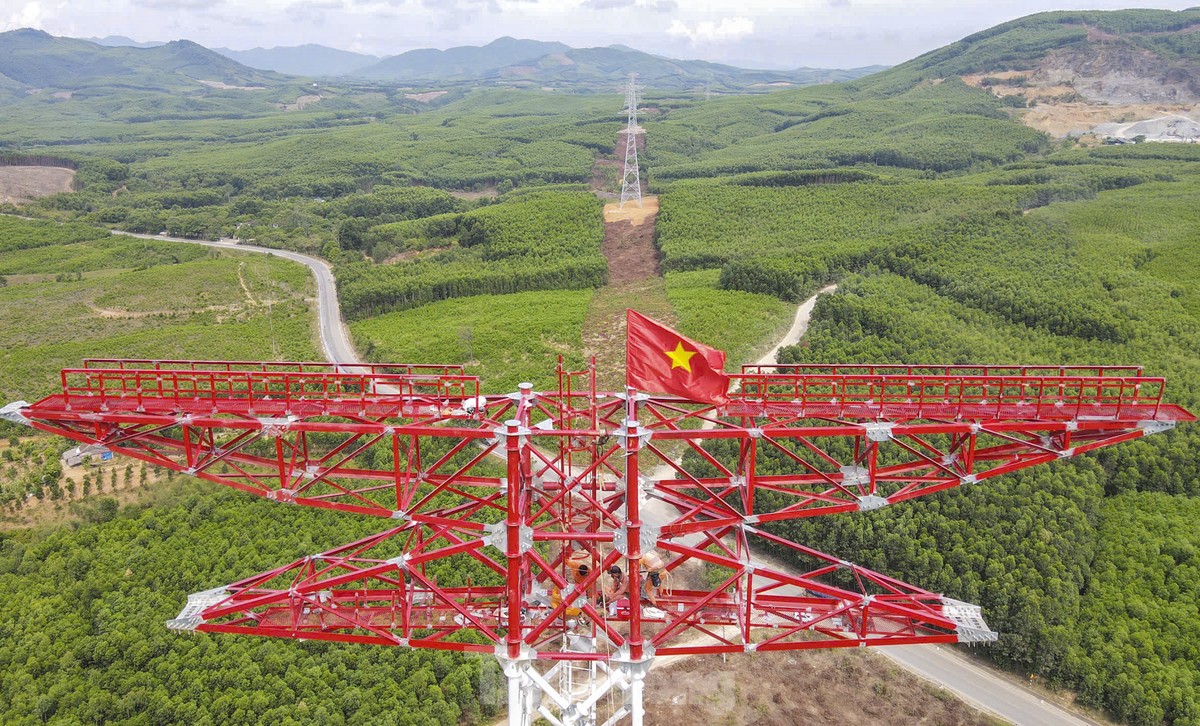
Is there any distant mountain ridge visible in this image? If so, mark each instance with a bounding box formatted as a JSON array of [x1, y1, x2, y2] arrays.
[[348, 36, 883, 89], [87, 35, 164, 49], [0, 29, 281, 95], [355, 37, 570, 80], [0, 28, 883, 95], [213, 44, 380, 77], [188, 35, 884, 89]]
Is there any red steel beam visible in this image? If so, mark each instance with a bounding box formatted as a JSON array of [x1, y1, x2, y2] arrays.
[[7, 358, 1192, 665]]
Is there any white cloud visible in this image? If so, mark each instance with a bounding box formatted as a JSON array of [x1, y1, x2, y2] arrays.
[[666, 16, 753, 44], [131, 0, 225, 8], [6, 1, 46, 28], [581, 0, 676, 10]]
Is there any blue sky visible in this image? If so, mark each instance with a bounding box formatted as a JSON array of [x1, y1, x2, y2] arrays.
[[2, 0, 1197, 68]]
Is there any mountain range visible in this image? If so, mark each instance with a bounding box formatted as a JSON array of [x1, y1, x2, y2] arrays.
[[345, 37, 885, 90], [213, 44, 381, 78], [0, 29, 280, 94], [17, 31, 884, 92]]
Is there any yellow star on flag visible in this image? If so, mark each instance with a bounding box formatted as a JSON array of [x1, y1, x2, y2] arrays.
[[664, 341, 696, 373]]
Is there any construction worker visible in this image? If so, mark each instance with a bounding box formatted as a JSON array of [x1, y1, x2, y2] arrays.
[[600, 564, 629, 614], [567, 549, 598, 602], [640, 550, 667, 616]]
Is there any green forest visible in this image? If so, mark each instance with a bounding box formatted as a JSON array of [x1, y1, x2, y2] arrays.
[[1, 7, 1199, 725]]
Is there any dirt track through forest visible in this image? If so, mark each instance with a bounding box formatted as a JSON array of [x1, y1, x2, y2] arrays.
[[581, 132, 672, 387]]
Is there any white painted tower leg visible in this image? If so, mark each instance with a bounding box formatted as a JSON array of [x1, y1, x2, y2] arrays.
[[500, 653, 650, 726], [508, 665, 523, 726], [628, 669, 644, 726]]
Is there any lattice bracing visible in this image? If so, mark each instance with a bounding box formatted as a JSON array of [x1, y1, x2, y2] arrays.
[[9, 357, 1193, 726], [619, 73, 642, 209]]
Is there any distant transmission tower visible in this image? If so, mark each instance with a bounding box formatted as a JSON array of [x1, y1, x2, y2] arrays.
[[619, 73, 643, 209]]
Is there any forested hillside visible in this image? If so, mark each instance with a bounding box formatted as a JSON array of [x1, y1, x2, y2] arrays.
[[0, 486, 499, 724], [0, 7, 1198, 725]]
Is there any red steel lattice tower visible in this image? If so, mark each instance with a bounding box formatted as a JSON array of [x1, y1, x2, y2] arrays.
[[4, 357, 1192, 725]]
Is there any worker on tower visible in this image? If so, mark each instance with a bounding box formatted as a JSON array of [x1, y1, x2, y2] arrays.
[[600, 564, 629, 615], [567, 549, 596, 588], [640, 550, 668, 618], [549, 549, 597, 617]]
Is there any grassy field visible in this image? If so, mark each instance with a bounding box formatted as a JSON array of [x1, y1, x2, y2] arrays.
[[349, 289, 594, 393], [0, 219, 318, 402]]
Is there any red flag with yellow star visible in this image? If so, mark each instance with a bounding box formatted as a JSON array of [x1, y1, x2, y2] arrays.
[[625, 309, 731, 405]]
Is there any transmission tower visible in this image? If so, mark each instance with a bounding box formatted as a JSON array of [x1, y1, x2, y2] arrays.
[[619, 73, 643, 209], [5, 357, 1194, 725]]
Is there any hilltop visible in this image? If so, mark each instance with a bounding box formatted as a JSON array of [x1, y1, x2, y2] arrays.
[[0, 29, 283, 98], [877, 8, 1200, 139]]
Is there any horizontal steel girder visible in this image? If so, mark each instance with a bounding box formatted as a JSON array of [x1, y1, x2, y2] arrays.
[[9, 359, 1193, 664]]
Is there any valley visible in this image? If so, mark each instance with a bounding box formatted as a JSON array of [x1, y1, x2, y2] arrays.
[[1, 7, 1199, 726]]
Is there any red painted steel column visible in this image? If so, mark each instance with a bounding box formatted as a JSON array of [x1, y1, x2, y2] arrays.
[[624, 416, 644, 662], [504, 419, 523, 660]]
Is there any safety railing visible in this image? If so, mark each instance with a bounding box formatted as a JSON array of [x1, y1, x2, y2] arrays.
[[730, 372, 1166, 420], [83, 358, 464, 377], [61, 365, 480, 411], [743, 363, 1145, 378]]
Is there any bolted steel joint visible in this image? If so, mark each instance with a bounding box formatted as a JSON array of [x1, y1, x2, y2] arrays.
[[611, 523, 660, 558], [1138, 420, 1175, 436], [257, 415, 297, 437], [862, 422, 894, 442]]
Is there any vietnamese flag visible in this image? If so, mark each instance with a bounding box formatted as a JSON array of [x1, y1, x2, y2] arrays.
[[626, 309, 731, 405]]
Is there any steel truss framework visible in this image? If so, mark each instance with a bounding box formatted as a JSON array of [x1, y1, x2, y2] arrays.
[[6, 358, 1193, 725], [619, 73, 642, 210]]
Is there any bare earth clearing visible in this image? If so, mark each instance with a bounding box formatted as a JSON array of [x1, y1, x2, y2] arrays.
[[197, 80, 266, 91], [404, 91, 449, 103], [1020, 102, 1199, 138], [960, 42, 1200, 140], [276, 94, 321, 112], [645, 647, 999, 726], [603, 196, 658, 228], [449, 185, 499, 200], [0, 166, 75, 203]]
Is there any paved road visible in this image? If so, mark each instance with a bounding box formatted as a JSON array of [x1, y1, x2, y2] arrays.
[[112, 232, 361, 368], [137, 231, 1096, 726], [882, 645, 1095, 726]]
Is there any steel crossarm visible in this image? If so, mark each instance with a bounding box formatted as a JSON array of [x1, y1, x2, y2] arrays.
[[167, 521, 989, 653], [5, 357, 1194, 726]]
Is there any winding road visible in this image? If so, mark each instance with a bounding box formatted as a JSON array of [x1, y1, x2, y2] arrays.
[[126, 230, 1097, 725], [112, 232, 360, 368]]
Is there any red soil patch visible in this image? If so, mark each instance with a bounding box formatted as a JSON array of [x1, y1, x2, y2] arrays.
[[602, 218, 659, 285]]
